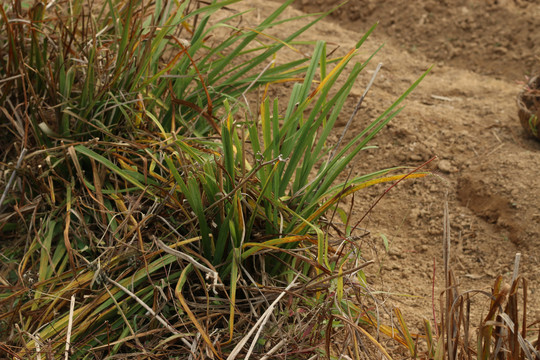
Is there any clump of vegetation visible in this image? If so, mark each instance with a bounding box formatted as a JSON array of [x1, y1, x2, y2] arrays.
[[13, 0, 536, 359], [2, 0, 539, 359], [518, 75, 540, 139]]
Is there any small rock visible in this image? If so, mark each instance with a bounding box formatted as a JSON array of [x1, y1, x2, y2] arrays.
[[493, 46, 508, 55], [388, 248, 405, 259], [419, 244, 429, 252], [438, 159, 455, 173], [410, 208, 421, 220]]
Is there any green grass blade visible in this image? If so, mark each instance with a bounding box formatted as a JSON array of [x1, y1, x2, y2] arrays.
[[74, 145, 155, 196]]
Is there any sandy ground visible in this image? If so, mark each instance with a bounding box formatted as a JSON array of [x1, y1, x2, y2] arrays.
[[233, 0, 540, 336]]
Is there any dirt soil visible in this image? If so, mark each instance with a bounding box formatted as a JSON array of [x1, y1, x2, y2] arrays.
[[235, 0, 540, 342]]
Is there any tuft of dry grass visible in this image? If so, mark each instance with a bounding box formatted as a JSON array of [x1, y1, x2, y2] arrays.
[[362, 201, 540, 360]]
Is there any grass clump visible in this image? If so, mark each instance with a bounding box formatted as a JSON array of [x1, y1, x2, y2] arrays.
[[0, 0, 432, 358]]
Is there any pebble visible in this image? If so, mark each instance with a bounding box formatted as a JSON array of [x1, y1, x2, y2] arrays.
[[418, 244, 429, 252], [493, 46, 508, 55], [438, 159, 455, 173], [409, 153, 423, 161], [388, 248, 405, 259]]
